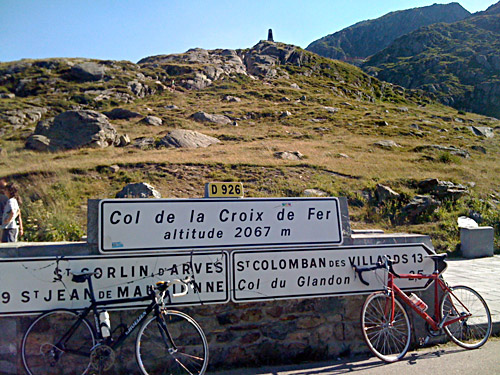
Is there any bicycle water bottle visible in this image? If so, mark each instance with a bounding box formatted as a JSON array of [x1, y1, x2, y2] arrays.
[[99, 311, 111, 337], [409, 293, 428, 312]]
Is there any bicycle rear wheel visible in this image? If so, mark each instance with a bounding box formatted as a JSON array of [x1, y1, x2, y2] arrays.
[[21, 309, 95, 375], [361, 292, 411, 362], [441, 285, 492, 349], [136, 310, 208, 375]]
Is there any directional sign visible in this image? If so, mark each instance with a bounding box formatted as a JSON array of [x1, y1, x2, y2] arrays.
[[231, 244, 435, 302], [0, 251, 229, 316], [98, 197, 343, 253]]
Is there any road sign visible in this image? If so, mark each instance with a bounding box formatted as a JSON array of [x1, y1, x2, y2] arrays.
[[0, 251, 229, 316], [98, 197, 343, 253], [231, 244, 435, 302], [205, 182, 244, 198]]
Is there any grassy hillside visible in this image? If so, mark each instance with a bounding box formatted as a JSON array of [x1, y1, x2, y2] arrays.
[[0, 43, 499, 253]]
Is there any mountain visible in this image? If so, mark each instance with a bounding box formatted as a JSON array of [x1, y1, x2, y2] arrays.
[[362, 4, 500, 118], [306, 3, 470, 64], [0, 40, 499, 253]]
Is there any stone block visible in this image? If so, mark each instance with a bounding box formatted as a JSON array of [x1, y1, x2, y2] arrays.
[[460, 226, 494, 258]]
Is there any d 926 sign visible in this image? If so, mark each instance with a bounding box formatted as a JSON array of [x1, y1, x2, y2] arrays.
[[205, 182, 244, 198]]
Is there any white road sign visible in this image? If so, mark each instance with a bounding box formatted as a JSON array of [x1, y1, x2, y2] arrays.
[[231, 244, 435, 302], [0, 251, 228, 316], [98, 198, 343, 253]]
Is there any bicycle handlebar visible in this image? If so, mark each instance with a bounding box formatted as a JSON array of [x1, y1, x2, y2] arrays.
[[156, 277, 192, 298], [353, 256, 400, 286]]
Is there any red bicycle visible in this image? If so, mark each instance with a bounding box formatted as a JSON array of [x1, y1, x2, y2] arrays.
[[353, 254, 492, 362]]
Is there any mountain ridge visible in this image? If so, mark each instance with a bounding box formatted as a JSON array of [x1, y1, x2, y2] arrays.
[[306, 2, 470, 63]]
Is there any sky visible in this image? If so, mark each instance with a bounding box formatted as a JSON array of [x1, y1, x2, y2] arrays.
[[0, 0, 497, 63]]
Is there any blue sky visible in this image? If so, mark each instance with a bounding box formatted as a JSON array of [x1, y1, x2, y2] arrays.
[[0, 0, 496, 63]]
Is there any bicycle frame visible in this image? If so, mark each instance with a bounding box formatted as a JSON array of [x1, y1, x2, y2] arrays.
[[59, 275, 175, 356], [386, 271, 471, 332]]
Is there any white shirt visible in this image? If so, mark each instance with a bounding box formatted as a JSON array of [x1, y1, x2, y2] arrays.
[[2, 198, 19, 229]]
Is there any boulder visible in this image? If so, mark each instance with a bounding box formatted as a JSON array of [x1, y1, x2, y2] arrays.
[[116, 183, 161, 198], [70, 62, 107, 81], [418, 178, 468, 199], [26, 110, 117, 151], [223, 95, 241, 102], [132, 137, 156, 149], [403, 195, 441, 222], [304, 189, 327, 197], [128, 80, 153, 97], [158, 129, 220, 149], [274, 151, 304, 160], [374, 140, 401, 149], [468, 126, 494, 138], [139, 116, 163, 126], [103, 108, 142, 120], [413, 144, 470, 158], [190, 111, 232, 125], [375, 184, 400, 202], [25, 135, 51, 151], [115, 134, 131, 147]]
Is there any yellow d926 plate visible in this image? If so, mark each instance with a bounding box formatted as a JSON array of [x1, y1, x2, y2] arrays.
[[205, 182, 244, 198]]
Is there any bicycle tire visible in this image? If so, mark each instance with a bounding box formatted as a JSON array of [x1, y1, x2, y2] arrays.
[[361, 292, 411, 362], [440, 285, 492, 349], [136, 310, 209, 375], [21, 309, 96, 375]]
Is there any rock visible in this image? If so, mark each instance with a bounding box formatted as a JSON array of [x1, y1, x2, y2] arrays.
[[165, 105, 179, 110], [116, 183, 161, 198], [377, 120, 389, 126], [158, 129, 220, 148], [132, 137, 156, 149], [0, 93, 15, 99], [403, 195, 441, 222], [274, 151, 304, 160], [324, 107, 339, 113], [115, 134, 131, 147], [103, 108, 142, 120], [190, 111, 232, 125], [128, 80, 153, 97], [414, 144, 470, 158], [223, 95, 241, 102], [304, 189, 327, 197], [418, 178, 468, 199], [468, 126, 494, 138], [471, 145, 487, 154], [140, 116, 163, 126], [376, 184, 400, 202], [26, 110, 117, 151], [70, 62, 106, 81], [374, 140, 401, 149], [280, 97, 291, 102], [1, 107, 48, 126], [290, 83, 300, 89], [25, 135, 51, 151], [280, 111, 292, 118]]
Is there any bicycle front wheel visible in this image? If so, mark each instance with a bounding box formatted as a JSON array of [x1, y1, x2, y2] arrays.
[[361, 292, 411, 362], [136, 310, 208, 375], [441, 285, 492, 349], [21, 309, 96, 375]]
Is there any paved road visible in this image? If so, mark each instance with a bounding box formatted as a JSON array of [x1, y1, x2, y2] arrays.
[[210, 338, 500, 375]]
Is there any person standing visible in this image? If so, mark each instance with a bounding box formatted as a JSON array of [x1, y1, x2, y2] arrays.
[[0, 178, 8, 240], [1, 183, 23, 242]]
